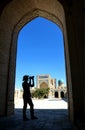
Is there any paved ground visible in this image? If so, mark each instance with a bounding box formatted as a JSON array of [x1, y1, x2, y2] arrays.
[[0, 98, 77, 130]]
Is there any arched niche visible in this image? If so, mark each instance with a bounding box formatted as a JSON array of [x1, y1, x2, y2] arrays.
[[40, 82, 48, 89], [61, 91, 64, 98], [55, 91, 58, 98]]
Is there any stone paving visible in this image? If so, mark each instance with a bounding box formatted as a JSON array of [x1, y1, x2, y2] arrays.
[[0, 99, 77, 130]]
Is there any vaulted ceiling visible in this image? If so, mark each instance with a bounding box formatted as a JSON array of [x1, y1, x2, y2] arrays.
[[0, 0, 73, 15]]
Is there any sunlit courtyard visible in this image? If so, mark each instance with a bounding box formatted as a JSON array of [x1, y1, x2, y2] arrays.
[[14, 98, 68, 109]]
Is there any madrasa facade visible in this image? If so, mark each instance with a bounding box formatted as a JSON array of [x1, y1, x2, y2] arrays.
[[36, 74, 67, 98], [15, 74, 67, 99]]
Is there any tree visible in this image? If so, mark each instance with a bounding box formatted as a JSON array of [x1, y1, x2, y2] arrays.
[[31, 87, 49, 99]]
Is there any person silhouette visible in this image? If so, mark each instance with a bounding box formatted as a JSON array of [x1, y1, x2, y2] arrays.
[[22, 75, 38, 121]]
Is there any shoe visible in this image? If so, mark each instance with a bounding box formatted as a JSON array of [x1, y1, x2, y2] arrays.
[[31, 116, 38, 120], [23, 117, 29, 121]]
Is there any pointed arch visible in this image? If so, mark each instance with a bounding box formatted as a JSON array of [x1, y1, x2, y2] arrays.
[[40, 82, 48, 89]]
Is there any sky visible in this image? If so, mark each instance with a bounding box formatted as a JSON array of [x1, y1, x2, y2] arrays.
[[15, 17, 67, 89]]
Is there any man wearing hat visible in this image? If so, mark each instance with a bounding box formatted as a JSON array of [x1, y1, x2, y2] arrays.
[[22, 75, 38, 121]]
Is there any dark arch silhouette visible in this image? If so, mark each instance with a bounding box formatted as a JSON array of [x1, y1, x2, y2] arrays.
[[61, 91, 64, 98], [55, 91, 58, 98]]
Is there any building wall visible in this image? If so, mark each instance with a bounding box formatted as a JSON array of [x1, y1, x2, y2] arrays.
[[55, 86, 67, 98], [36, 74, 56, 97]]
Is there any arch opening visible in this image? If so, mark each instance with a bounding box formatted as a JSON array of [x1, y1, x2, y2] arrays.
[[12, 10, 70, 116], [40, 82, 48, 89], [61, 91, 64, 98], [55, 92, 58, 98], [15, 16, 68, 109]]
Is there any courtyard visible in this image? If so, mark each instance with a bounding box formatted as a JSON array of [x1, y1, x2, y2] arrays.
[[0, 98, 77, 130]]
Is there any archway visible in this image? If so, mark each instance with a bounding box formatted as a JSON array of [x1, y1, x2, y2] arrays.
[[0, 0, 73, 122], [61, 91, 64, 98], [55, 92, 58, 98], [40, 82, 48, 89]]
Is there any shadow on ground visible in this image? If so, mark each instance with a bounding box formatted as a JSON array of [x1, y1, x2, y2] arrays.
[[62, 98, 68, 102], [0, 108, 77, 130]]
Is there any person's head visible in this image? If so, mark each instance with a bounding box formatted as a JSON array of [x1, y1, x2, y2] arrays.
[[23, 75, 29, 81]]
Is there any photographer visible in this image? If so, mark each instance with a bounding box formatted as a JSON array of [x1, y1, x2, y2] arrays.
[[22, 75, 38, 121]]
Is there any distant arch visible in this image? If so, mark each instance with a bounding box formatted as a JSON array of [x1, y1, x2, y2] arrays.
[[61, 91, 64, 98], [40, 82, 48, 89], [55, 91, 58, 98]]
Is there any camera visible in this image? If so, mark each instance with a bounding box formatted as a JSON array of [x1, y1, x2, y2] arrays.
[[29, 76, 34, 79]]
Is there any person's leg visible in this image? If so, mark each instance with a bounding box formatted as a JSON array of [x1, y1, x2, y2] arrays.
[[23, 98, 29, 120], [28, 98, 38, 119]]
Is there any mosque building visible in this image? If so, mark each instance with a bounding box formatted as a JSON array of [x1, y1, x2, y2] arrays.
[[36, 74, 67, 98]]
